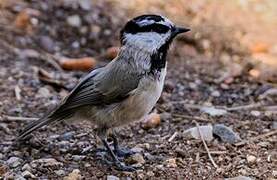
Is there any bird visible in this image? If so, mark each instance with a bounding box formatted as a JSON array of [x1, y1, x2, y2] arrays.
[[17, 14, 190, 171]]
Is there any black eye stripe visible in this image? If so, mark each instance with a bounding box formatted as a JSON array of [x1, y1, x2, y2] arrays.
[[141, 24, 169, 33], [123, 22, 170, 35]]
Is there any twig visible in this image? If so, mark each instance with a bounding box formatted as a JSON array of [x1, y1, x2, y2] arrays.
[[235, 129, 277, 146], [168, 132, 178, 142], [172, 114, 212, 122], [171, 101, 266, 112], [194, 121, 218, 168], [263, 106, 277, 111], [4, 116, 38, 122], [38, 68, 67, 89], [0, 39, 62, 71], [200, 150, 228, 155], [14, 85, 21, 101], [259, 88, 277, 99], [0, 23, 23, 34], [39, 52, 63, 71], [224, 102, 264, 111], [171, 101, 204, 109]]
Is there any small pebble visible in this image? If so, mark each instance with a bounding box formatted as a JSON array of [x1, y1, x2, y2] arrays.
[[79, 0, 92, 10], [72, 155, 86, 161], [30, 158, 63, 169], [37, 87, 51, 98], [7, 157, 22, 168], [64, 169, 82, 180], [5, 173, 25, 180], [160, 112, 171, 120], [175, 148, 187, 158], [22, 163, 32, 171], [165, 158, 177, 168], [211, 90, 221, 97], [272, 121, 277, 129], [127, 154, 145, 164], [59, 132, 74, 140], [67, 15, 82, 27], [39, 36, 55, 52], [246, 155, 256, 164], [146, 171, 155, 177], [84, 163, 91, 168], [155, 164, 164, 170], [107, 175, 119, 180], [225, 176, 253, 180], [273, 170, 277, 177], [250, 110, 261, 117], [131, 147, 144, 153], [22, 170, 36, 178], [55, 169, 66, 176]]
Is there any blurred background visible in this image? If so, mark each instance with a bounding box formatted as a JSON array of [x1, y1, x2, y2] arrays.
[[0, 0, 276, 179]]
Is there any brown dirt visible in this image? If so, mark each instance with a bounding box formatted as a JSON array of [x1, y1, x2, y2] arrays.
[[0, 0, 276, 179]]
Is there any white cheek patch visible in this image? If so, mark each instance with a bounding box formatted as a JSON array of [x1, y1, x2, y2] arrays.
[[124, 32, 171, 52]]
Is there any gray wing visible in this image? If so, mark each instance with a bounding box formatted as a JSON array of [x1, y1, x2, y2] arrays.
[[55, 60, 142, 113], [17, 59, 142, 140]]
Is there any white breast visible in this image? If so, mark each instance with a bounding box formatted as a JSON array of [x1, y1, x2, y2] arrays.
[[74, 65, 167, 128], [112, 65, 167, 126]]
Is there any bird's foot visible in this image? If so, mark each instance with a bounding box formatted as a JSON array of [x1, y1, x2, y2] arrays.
[[114, 146, 135, 158], [91, 146, 135, 158], [114, 160, 137, 172], [95, 152, 137, 171]]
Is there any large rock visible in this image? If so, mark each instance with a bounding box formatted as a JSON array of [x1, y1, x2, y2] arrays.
[[213, 124, 241, 144], [184, 125, 213, 141]]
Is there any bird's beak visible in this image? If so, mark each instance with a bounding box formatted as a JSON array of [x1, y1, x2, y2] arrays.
[[175, 27, 190, 34], [171, 26, 190, 38]]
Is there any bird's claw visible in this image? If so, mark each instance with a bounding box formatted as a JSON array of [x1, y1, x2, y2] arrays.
[[95, 152, 137, 171], [91, 146, 135, 158], [114, 147, 135, 158], [114, 161, 137, 172]]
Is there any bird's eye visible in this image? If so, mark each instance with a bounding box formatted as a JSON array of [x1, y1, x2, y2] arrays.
[[149, 24, 169, 34]]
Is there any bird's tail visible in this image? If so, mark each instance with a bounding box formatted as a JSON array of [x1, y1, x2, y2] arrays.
[[17, 116, 55, 141], [17, 108, 74, 141]]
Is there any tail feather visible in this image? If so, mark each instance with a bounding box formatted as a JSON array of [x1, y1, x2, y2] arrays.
[[17, 117, 54, 141], [17, 109, 74, 141]]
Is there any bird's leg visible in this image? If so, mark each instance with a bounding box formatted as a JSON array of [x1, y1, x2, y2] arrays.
[[110, 132, 135, 158], [97, 128, 136, 171]]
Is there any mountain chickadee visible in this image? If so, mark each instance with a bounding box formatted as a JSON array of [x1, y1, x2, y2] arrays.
[[17, 14, 190, 171]]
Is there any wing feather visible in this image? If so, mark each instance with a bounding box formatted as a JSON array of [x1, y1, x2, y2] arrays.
[[17, 59, 142, 140]]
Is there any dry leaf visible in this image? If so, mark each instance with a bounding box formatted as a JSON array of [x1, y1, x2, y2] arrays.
[[14, 8, 40, 32], [60, 57, 97, 71], [249, 69, 260, 78], [250, 42, 269, 54], [14, 10, 31, 30], [105, 46, 120, 60], [142, 113, 161, 130]]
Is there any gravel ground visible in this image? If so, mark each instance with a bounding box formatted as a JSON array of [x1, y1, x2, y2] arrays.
[[0, 0, 276, 179]]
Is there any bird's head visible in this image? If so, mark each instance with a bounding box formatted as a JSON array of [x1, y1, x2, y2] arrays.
[[120, 14, 190, 53]]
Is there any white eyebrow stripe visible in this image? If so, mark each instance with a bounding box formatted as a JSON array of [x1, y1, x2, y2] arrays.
[[137, 17, 173, 28], [138, 19, 156, 26]]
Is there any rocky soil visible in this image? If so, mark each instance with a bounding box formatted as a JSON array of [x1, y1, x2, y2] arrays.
[[0, 0, 276, 179]]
